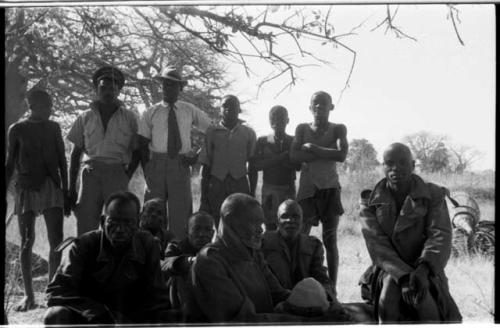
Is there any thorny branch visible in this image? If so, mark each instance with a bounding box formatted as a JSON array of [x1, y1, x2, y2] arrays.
[[372, 5, 417, 42], [448, 5, 465, 46]]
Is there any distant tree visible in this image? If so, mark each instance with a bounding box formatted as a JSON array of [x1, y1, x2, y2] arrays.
[[403, 131, 450, 173], [449, 144, 483, 173], [344, 138, 379, 172]]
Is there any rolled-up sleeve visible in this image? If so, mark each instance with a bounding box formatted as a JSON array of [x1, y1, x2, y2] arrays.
[[67, 116, 84, 148], [138, 110, 152, 140], [192, 106, 212, 134]]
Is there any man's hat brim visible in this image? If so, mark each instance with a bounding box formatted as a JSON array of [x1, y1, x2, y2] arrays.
[[92, 66, 125, 89]]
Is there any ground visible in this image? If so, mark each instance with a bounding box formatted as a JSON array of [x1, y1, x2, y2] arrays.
[[4, 169, 495, 324]]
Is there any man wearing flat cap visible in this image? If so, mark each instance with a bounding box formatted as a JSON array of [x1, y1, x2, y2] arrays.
[[68, 66, 141, 235], [138, 67, 212, 240]]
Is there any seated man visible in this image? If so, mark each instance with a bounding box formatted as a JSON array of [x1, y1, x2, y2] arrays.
[[139, 198, 174, 258], [262, 199, 337, 301], [187, 193, 301, 323], [44, 191, 172, 324], [163, 212, 215, 310], [359, 143, 462, 323]]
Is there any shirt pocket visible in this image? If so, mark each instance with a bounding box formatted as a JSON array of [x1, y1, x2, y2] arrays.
[[115, 123, 133, 149], [83, 123, 99, 149]]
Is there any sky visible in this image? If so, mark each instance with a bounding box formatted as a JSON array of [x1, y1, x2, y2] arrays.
[[221, 5, 495, 171]]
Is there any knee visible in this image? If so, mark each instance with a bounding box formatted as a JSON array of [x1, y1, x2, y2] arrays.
[[44, 306, 75, 325], [378, 276, 401, 320], [20, 237, 35, 252]]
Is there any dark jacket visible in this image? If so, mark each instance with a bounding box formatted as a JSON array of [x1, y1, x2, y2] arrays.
[[162, 238, 198, 309], [187, 221, 300, 323], [262, 231, 335, 299], [359, 174, 461, 322], [46, 230, 171, 324]]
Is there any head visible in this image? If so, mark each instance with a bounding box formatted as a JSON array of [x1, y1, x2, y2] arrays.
[[277, 200, 303, 241], [157, 67, 187, 104], [220, 193, 264, 249], [309, 91, 334, 125], [92, 66, 124, 105], [220, 95, 241, 127], [269, 105, 289, 136], [383, 143, 415, 189], [139, 198, 167, 240], [27, 89, 52, 121], [102, 191, 140, 249], [187, 212, 215, 251]]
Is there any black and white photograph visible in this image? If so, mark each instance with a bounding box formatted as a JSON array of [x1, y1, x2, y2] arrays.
[[3, 3, 495, 325]]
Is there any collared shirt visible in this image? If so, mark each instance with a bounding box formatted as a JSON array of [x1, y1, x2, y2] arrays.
[[67, 102, 138, 165], [261, 231, 335, 298], [138, 100, 212, 154], [199, 121, 257, 180], [296, 122, 341, 200]]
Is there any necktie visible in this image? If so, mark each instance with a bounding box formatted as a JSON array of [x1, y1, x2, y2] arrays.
[[167, 105, 182, 158]]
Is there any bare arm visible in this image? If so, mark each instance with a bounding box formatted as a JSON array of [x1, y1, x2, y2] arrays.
[[68, 145, 83, 210], [290, 124, 316, 164], [5, 125, 18, 186], [55, 124, 68, 193], [304, 124, 348, 162]]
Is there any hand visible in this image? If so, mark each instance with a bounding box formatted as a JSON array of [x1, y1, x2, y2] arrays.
[[400, 275, 416, 306], [301, 143, 315, 152], [180, 151, 199, 167], [274, 301, 287, 313], [409, 264, 430, 304], [68, 188, 78, 211]]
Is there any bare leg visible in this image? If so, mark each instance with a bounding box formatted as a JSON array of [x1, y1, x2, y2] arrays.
[[14, 211, 37, 311], [43, 207, 64, 282], [323, 214, 340, 295], [378, 274, 401, 323]]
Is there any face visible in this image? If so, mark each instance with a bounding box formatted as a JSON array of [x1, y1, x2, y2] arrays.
[[232, 205, 265, 250], [96, 78, 120, 104], [270, 110, 289, 135], [139, 200, 166, 236], [162, 79, 181, 104], [104, 200, 138, 249], [29, 99, 52, 121], [278, 202, 303, 240], [383, 147, 415, 188], [187, 215, 215, 251], [310, 93, 333, 124], [220, 96, 240, 125]]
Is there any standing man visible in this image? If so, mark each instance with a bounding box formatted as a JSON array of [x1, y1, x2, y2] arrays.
[[290, 91, 348, 297], [68, 66, 140, 236], [138, 67, 212, 239]]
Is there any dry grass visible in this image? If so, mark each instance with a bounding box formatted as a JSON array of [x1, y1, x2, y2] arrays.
[[4, 168, 495, 324]]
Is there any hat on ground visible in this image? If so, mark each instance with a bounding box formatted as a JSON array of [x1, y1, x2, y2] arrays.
[[155, 66, 188, 86], [285, 277, 330, 316], [92, 66, 125, 89]]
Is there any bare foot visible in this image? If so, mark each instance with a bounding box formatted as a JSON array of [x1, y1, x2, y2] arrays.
[[13, 297, 37, 312]]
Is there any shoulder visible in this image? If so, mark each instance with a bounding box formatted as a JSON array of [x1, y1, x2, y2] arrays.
[[331, 123, 347, 136], [262, 231, 282, 250], [295, 123, 310, 132], [135, 230, 158, 249], [177, 100, 201, 112], [120, 106, 139, 120], [257, 135, 269, 144], [143, 102, 165, 117], [240, 122, 256, 133], [302, 234, 323, 251]]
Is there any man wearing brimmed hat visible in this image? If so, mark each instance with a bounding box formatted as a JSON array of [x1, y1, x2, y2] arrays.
[[138, 66, 212, 240], [67, 66, 140, 236]]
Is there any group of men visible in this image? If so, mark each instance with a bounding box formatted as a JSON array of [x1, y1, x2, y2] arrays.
[[5, 64, 461, 324]]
